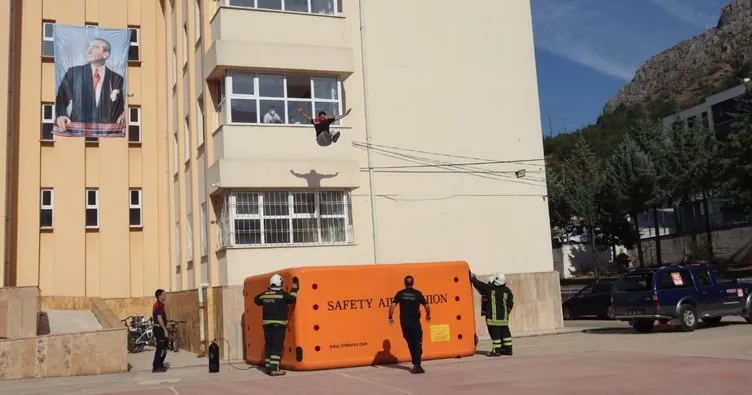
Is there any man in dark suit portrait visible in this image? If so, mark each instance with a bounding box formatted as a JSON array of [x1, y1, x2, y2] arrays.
[[55, 37, 125, 136]]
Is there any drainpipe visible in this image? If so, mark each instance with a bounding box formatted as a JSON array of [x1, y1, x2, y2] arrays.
[[197, 282, 209, 349], [358, 0, 380, 264]]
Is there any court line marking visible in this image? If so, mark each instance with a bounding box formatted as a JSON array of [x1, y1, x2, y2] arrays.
[[338, 372, 415, 395], [169, 386, 181, 395]]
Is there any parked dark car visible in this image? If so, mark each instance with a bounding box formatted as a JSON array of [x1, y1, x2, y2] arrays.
[[562, 282, 615, 320], [612, 264, 752, 333]]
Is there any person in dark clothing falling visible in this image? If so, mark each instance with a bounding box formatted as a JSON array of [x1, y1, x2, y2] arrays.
[[470, 271, 514, 356], [296, 104, 352, 147], [388, 275, 431, 374], [152, 289, 169, 373], [254, 274, 299, 376]]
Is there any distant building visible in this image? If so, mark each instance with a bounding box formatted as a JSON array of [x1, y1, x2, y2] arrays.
[[662, 79, 751, 140]]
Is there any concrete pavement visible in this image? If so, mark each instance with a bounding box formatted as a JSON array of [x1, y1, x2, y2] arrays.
[[3, 318, 752, 394]]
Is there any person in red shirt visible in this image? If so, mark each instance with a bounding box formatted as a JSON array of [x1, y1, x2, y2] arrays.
[[152, 289, 169, 373], [296, 104, 352, 147]]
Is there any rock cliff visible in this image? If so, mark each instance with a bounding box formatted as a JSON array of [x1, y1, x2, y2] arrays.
[[603, 0, 752, 115]]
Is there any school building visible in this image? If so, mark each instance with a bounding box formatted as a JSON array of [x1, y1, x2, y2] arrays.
[[0, 0, 558, 333]]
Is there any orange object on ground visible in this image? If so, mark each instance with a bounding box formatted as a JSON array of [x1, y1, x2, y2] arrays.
[[242, 261, 477, 371]]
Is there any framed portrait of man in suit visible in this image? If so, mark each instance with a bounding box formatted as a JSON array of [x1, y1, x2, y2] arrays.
[[52, 25, 130, 138]]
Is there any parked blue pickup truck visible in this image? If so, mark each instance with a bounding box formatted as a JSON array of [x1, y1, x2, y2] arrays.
[[611, 264, 752, 333]]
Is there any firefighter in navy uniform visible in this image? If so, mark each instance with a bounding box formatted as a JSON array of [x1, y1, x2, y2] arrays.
[[254, 274, 299, 376], [388, 275, 431, 374], [470, 271, 514, 356]]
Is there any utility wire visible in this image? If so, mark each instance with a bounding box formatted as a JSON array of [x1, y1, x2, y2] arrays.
[[352, 141, 546, 164], [354, 143, 546, 186], [352, 142, 546, 186]]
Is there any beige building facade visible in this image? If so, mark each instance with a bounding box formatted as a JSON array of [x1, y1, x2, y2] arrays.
[[0, 0, 554, 298]]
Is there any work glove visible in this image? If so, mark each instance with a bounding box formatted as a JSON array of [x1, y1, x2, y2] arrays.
[[291, 277, 300, 290]]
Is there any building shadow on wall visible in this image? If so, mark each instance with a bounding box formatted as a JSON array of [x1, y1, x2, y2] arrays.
[[371, 339, 411, 370], [290, 169, 339, 188]]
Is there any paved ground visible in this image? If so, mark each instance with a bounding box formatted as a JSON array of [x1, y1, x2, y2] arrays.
[[4, 318, 752, 394]]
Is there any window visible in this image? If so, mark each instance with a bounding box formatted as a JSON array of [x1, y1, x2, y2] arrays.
[[200, 202, 208, 256], [42, 22, 54, 56], [577, 285, 594, 296], [658, 270, 693, 290], [195, 0, 202, 43], [196, 97, 205, 146], [85, 189, 99, 229], [172, 48, 178, 86], [221, 73, 343, 125], [40, 189, 54, 228], [614, 272, 653, 292], [226, 0, 338, 15], [129, 28, 140, 61], [175, 221, 181, 266], [184, 117, 191, 163], [128, 107, 141, 143], [41, 104, 55, 141], [173, 131, 179, 172], [182, 24, 188, 66], [221, 191, 352, 247], [129, 189, 143, 227], [186, 214, 194, 261]]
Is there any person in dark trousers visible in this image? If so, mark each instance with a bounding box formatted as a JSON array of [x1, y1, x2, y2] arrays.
[[296, 104, 352, 146], [152, 289, 169, 373], [470, 271, 514, 356], [254, 274, 299, 376], [388, 275, 431, 374]]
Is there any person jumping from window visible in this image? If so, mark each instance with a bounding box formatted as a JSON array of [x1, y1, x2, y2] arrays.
[[296, 104, 351, 146]]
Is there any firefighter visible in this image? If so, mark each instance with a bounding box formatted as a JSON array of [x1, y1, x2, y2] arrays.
[[253, 274, 299, 376], [470, 271, 514, 356], [388, 275, 431, 374]]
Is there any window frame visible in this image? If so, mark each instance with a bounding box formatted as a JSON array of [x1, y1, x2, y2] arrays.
[[227, 191, 351, 247], [40, 189, 54, 229], [186, 214, 194, 262], [183, 116, 191, 164], [41, 103, 55, 141], [175, 221, 182, 267], [173, 131, 179, 173], [196, 96, 205, 147], [224, 0, 339, 15], [42, 22, 54, 57], [85, 189, 100, 229], [222, 72, 343, 126], [129, 188, 143, 228], [128, 107, 142, 144], [128, 27, 141, 61], [195, 0, 202, 44]]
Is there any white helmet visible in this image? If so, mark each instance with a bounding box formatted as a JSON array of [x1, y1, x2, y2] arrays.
[[269, 274, 283, 288], [492, 273, 506, 286]]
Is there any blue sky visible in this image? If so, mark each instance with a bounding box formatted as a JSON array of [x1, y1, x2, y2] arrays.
[[531, 0, 729, 136]]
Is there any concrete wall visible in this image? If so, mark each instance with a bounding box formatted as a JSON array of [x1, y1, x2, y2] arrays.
[[635, 225, 752, 266], [0, 328, 127, 380], [0, 287, 40, 339]]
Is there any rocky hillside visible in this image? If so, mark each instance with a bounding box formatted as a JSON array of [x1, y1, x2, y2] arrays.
[[603, 0, 752, 115]]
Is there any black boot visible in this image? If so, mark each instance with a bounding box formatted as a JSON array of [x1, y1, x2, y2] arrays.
[[500, 346, 513, 356]]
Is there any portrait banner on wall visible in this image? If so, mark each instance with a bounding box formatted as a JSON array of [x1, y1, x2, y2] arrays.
[[53, 25, 129, 138]]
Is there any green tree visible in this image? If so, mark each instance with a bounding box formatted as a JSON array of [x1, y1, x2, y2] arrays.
[[558, 138, 606, 279], [666, 117, 722, 252], [720, 87, 752, 206], [603, 135, 657, 267], [629, 117, 672, 266], [545, 166, 571, 228]]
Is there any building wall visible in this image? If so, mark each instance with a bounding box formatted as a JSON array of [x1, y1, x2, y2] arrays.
[[9, 0, 170, 297], [361, 0, 552, 275]]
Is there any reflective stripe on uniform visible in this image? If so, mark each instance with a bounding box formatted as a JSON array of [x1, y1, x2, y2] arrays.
[[487, 289, 509, 326], [503, 338, 513, 346], [259, 294, 284, 299], [262, 320, 289, 326]]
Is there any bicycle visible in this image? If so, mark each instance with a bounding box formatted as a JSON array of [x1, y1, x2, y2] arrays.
[[124, 315, 156, 353], [166, 320, 186, 353]]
